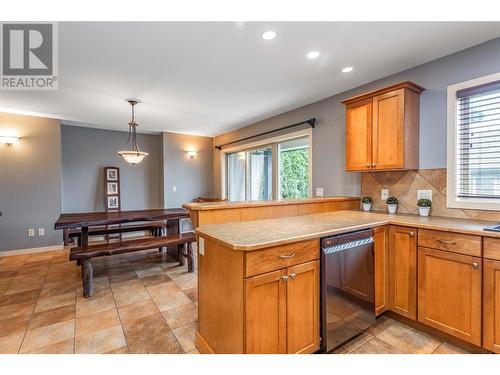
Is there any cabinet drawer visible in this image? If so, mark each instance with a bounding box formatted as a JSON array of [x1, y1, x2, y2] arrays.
[[418, 229, 481, 257], [484, 237, 500, 261], [244, 239, 319, 277]]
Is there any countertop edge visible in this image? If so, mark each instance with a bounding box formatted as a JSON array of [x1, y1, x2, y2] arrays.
[[195, 212, 500, 251], [183, 196, 360, 211], [196, 220, 389, 251]]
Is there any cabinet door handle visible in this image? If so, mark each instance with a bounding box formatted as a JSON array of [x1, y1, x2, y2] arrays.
[[279, 253, 295, 259], [289, 273, 296, 280], [436, 238, 457, 245], [366, 163, 371, 168], [372, 163, 377, 168], [472, 262, 480, 269], [409, 231, 415, 237], [281, 275, 289, 281]]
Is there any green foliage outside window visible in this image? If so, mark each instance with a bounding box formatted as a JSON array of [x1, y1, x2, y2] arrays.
[[280, 148, 309, 199]]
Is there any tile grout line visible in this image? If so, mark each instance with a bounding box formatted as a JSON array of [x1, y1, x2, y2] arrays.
[[109, 262, 132, 354], [16, 253, 53, 354], [140, 265, 187, 353]]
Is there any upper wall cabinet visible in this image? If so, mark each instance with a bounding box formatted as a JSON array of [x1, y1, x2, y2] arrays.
[[342, 81, 425, 172]]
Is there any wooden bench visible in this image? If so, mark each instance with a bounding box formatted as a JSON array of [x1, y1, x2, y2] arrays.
[[64, 222, 166, 246], [70, 232, 196, 297]]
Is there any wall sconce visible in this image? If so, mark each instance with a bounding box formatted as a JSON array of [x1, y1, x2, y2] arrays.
[[0, 136, 21, 146], [186, 150, 198, 158]]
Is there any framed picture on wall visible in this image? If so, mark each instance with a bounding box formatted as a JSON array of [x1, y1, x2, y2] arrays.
[[107, 196, 119, 209], [106, 168, 118, 181], [104, 167, 121, 212], [107, 182, 119, 195]]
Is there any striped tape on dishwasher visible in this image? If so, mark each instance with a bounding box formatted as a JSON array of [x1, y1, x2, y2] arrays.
[[321, 237, 374, 255]]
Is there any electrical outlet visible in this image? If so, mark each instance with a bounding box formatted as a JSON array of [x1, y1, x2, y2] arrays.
[[172, 186, 177, 192], [381, 189, 389, 200], [38, 228, 45, 236], [417, 190, 433, 201], [27, 228, 35, 237], [316, 187, 324, 197], [198, 237, 205, 256]]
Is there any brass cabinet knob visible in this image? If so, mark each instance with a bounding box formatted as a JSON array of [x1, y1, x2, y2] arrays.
[[289, 273, 296, 280], [472, 262, 480, 269], [281, 275, 289, 281], [409, 231, 415, 237]]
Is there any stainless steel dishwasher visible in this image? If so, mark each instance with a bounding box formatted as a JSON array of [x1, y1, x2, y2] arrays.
[[320, 228, 375, 352]]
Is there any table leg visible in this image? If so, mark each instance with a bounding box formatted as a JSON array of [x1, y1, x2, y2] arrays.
[[82, 259, 94, 298], [166, 219, 180, 261], [81, 226, 89, 248], [63, 229, 69, 246], [187, 242, 194, 273]]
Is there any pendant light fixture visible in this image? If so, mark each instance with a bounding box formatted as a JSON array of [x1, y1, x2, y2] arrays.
[[118, 99, 148, 165]]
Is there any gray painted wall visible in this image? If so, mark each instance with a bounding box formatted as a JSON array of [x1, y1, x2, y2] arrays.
[[214, 37, 500, 198], [163, 132, 213, 208], [61, 125, 162, 212], [0, 113, 62, 252]]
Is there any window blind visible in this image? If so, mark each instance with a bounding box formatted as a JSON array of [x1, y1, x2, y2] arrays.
[[457, 80, 500, 199]]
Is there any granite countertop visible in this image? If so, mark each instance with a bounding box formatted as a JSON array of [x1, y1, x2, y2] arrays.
[[182, 196, 359, 211], [196, 210, 500, 251]]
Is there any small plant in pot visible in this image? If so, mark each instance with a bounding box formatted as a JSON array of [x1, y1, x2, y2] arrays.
[[361, 196, 373, 212], [386, 197, 398, 214], [417, 198, 432, 217]]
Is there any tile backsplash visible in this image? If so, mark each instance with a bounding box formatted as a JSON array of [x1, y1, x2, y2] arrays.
[[361, 168, 500, 221]]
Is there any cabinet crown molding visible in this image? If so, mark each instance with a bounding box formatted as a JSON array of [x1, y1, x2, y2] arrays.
[[341, 81, 425, 105]]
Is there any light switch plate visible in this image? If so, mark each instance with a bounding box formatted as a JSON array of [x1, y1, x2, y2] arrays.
[[172, 186, 177, 192], [38, 228, 45, 236], [316, 187, 324, 197], [417, 190, 433, 201], [28, 228, 35, 237], [199, 237, 205, 256], [381, 189, 389, 200]]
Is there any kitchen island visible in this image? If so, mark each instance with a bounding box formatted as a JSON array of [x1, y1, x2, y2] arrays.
[[194, 209, 500, 354]]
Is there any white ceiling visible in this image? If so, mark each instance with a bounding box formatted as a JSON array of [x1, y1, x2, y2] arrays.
[[1, 22, 500, 136]]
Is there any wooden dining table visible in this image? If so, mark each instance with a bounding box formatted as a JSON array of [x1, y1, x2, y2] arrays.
[[54, 208, 190, 248]]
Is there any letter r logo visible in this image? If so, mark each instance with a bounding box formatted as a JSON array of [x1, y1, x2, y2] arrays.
[[2, 24, 53, 75]]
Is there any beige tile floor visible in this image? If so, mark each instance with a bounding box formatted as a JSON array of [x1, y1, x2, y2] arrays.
[[0, 248, 198, 354], [0, 247, 468, 354], [333, 316, 469, 354]]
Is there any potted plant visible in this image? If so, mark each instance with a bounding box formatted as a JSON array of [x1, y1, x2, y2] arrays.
[[361, 196, 373, 212], [417, 198, 432, 217], [386, 197, 398, 214]]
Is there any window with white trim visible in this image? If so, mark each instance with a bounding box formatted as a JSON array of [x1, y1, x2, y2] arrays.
[[223, 130, 313, 201], [447, 73, 500, 210]]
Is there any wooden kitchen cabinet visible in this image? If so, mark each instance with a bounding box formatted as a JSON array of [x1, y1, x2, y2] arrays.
[[286, 260, 320, 354], [244, 259, 320, 354], [342, 81, 424, 171], [418, 247, 482, 346], [388, 226, 417, 320], [374, 226, 389, 316], [196, 237, 321, 354], [483, 258, 500, 353], [345, 99, 372, 171], [244, 269, 287, 354]]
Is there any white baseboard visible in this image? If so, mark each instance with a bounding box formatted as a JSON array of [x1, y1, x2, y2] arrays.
[[0, 244, 64, 257]]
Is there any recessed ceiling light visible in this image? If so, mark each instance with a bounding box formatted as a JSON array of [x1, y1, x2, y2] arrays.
[[307, 51, 320, 59], [261, 30, 276, 40], [342, 66, 354, 73]]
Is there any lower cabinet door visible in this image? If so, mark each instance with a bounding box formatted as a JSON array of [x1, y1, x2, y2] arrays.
[[484, 259, 500, 353], [286, 260, 320, 354], [418, 247, 482, 345], [388, 226, 417, 319], [244, 269, 287, 354]]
